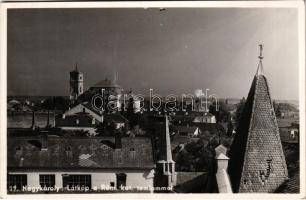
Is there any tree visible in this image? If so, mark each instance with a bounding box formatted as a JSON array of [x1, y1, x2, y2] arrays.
[[209, 102, 231, 123], [235, 97, 245, 126], [227, 121, 234, 136]]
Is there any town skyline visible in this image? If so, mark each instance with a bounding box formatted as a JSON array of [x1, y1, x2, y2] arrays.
[[8, 8, 299, 100]]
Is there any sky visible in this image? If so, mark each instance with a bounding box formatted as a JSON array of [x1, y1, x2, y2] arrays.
[[7, 8, 299, 100]]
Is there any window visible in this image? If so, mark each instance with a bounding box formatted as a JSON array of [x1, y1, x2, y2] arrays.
[[110, 182, 115, 187], [63, 175, 91, 190], [116, 173, 127, 189], [7, 174, 27, 191], [39, 175, 55, 187]]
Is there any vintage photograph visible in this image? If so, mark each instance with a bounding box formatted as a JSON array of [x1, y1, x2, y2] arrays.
[[3, 2, 303, 196]]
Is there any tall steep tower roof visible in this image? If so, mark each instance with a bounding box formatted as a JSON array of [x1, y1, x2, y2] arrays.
[[228, 45, 288, 193], [159, 115, 173, 162]]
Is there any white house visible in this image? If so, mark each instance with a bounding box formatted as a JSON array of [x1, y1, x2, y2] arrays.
[[7, 136, 155, 193]]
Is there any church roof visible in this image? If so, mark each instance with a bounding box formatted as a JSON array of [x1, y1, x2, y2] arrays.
[[8, 136, 155, 170], [91, 78, 121, 88], [228, 46, 288, 193]]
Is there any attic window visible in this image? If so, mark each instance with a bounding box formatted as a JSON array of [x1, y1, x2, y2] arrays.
[[130, 148, 135, 151], [66, 146, 72, 151]]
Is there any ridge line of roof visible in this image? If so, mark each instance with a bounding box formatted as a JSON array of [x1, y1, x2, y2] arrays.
[[238, 75, 259, 189]]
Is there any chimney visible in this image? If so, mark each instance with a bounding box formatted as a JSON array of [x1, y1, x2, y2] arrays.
[[31, 111, 35, 130], [92, 117, 96, 125], [62, 114, 66, 119], [40, 133, 48, 151], [215, 145, 232, 193], [115, 133, 122, 149], [19, 157, 24, 167]]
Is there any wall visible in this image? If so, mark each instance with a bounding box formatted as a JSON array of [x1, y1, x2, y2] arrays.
[[7, 112, 55, 128], [9, 169, 154, 191]]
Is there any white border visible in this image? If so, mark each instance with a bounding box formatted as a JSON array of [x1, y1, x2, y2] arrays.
[[0, 1, 305, 200]]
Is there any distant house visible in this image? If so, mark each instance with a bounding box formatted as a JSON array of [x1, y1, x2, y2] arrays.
[[193, 112, 216, 123], [55, 113, 97, 136], [61, 102, 128, 131], [7, 136, 155, 193], [279, 123, 299, 144]]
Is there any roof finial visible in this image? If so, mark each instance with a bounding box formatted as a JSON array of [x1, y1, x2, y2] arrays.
[[75, 62, 78, 72], [258, 44, 264, 60], [256, 44, 264, 76]]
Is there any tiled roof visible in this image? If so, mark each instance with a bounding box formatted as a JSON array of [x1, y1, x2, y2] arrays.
[[275, 166, 299, 193], [8, 136, 155, 170], [174, 172, 218, 193], [228, 73, 288, 192], [56, 114, 96, 127], [91, 78, 121, 88], [82, 102, 128, 123]]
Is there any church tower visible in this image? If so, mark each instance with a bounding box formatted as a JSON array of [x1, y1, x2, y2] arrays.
[[228, 45, 288, 193], [156, 115, 177, 189], [69, 63, 84, 101]]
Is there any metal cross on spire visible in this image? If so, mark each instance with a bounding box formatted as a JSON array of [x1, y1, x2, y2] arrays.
[[258, 44, 264, 60], [256, 44, 264, 76]]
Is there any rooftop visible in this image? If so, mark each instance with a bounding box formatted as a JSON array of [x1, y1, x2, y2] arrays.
[[8, 136, 155, 170], [91, 78, 121, 89]]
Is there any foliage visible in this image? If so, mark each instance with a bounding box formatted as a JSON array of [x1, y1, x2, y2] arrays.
[[209, 102, 231, 123]]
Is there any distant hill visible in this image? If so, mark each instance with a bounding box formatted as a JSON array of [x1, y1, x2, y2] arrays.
[[275, 100, 299, 110]]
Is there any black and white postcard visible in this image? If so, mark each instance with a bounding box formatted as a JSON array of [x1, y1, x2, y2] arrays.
[[0, 1, 305, 199]]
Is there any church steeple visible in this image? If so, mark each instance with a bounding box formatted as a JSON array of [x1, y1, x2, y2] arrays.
[[75, 62, 79, 72], [69, 63, 83, 102], [160, 115, 173, 162], [156, 115, 176, 188], [228, 45, 288, 193]]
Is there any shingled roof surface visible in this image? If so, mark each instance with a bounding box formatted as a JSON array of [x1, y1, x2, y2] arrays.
[[228, 74, 288, 193], [56, 114, 96, 127], [174, 172, 218, 193], [8, 136, 154, 170]]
